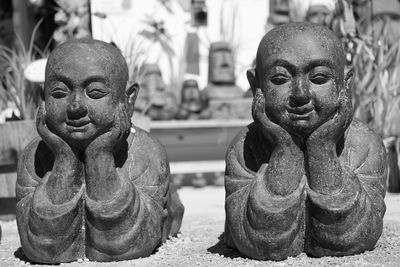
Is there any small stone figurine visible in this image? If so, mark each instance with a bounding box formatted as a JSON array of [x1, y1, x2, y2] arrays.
[[305, 3, 333, 27], [16, 39, 184, 263], [176, 79, 211, 120], [224, 23, 387, 260], [202, 41, 243, 100], [135, 63, 178, 120]]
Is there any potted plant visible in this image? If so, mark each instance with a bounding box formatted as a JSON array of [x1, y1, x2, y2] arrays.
[[0, 21, 44, 203]]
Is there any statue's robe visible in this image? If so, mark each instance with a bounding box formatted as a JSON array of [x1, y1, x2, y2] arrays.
[[224, 119, 387, 260], [16, 127, 184, 263]]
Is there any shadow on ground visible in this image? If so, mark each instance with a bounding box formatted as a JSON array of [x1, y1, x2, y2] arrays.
[[207, 233, 245, 259], [14, 247, 58, 266]]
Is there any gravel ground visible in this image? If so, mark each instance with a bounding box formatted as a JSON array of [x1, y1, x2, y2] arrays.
[[1, 187, 400, 266]]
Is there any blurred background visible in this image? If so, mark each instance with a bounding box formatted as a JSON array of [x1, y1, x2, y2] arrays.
[[1, 0, 400, 219]]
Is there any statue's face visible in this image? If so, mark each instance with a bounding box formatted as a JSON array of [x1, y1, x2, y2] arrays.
[[258, 32, 344, 137], [269, 0, 290, 25], [306, 5, 332, 26], [182, 85, 202, 112], [141, 71, 166, 107], [44, 47, 125, 150], [209, 48, 235, 84]]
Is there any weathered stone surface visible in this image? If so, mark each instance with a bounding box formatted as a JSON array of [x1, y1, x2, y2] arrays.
[[224, 22, 387, 260], [176, 79, 211, 120], [15, 39, 184, 263], [135, 63, 178, 120]]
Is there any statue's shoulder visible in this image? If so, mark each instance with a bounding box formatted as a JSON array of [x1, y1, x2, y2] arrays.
[[130, 126, 168, 161], [19, 137, 43, 159], [227, 122, 258, 154], [345, 119, 386, 154], [127, 126, 170, 184], [18, 137, 53, 181], [347, 119, 384, 145]]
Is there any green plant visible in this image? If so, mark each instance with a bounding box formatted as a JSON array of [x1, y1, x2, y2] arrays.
[[0, 20, 46, 120]]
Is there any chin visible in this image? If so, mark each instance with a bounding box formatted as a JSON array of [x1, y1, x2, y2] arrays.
[[291, 124, 314, 137], [68, 132, 93, 141], [281, 119, 317, 139], [64, 134, 91, 150], [61, 129, 97, 150]]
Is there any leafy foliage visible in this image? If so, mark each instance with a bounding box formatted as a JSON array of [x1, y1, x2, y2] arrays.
[[53, 0, 91, 44], [0, 20, 46, 120], [334, 0, 400, 137]]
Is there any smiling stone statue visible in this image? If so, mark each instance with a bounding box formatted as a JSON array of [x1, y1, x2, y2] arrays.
[[224, 23, 387, 260], [15, 39, 184, 263]]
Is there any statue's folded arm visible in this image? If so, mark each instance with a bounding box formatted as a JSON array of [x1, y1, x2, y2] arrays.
[[224, 128, 306, 260], [16, 139, 85, 263], [305, 124, 387, 256]]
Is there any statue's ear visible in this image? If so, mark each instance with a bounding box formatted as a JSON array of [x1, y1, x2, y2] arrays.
[[126, 82, 140, 116], [247, 68, 259, 97], [344, 66, 354, 91], [126, 82, 140, 104]]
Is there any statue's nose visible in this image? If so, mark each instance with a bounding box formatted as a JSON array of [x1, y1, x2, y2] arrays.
[[221, 54, 231, 68], [289, 78, 311, 107], [67, 92, 88, 120]]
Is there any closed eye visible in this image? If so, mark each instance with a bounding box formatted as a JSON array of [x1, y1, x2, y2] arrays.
[[309, 73, 330, 85], [86, 89, 109, 99], [86, 81, 109, 99], [51, 87, 68, 98], [270, 74, 290, 85]]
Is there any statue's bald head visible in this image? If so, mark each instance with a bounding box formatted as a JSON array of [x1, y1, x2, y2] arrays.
[[45, 39, 129, 97], [255, 22, 346, 83]]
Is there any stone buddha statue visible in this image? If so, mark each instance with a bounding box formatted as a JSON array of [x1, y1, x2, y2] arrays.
[[15, 39, 184, 263], [224, 23, 386, 260], [135, 63, 178, 120], [202, 41, 243, 101], [176, 79, 211, 120]]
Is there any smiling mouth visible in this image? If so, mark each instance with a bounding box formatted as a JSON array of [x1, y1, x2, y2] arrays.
[[66, 119, 90, 131], [287, 104, 315, 121]]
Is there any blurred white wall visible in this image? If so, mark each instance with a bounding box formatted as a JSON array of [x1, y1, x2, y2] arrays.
[[91, 0, 269, 91]]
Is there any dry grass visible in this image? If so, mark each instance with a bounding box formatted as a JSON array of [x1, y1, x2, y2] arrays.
[[352, 18, 400, 137]]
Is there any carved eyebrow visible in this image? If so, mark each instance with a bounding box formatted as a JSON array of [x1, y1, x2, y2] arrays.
[[266, 59, 297, 74], [53, 74, 74, 89], [305, 59, 338, 71], [82, 75, 107, 87], [264, 58, 340, 75]]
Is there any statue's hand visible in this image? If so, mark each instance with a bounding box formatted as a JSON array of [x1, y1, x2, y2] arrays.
[[308, 89, 352, 145], [86, 104, 131, 155], [252, 88, 292, 147], [36, 102, 72, 156]]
